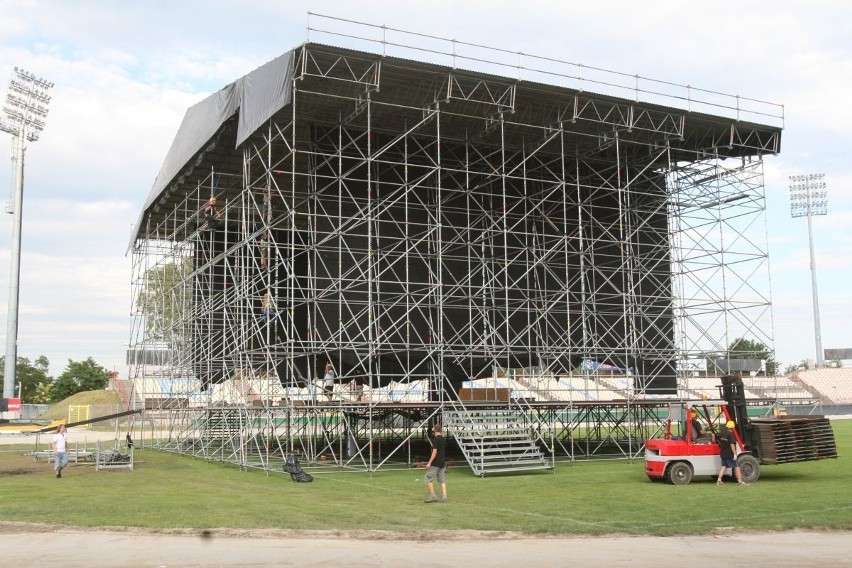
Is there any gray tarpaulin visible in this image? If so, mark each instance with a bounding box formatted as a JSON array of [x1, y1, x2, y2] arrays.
[[130, 49, 295, 247]]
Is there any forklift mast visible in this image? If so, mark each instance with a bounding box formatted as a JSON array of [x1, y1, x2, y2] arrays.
[[719, 374, 760, 454]]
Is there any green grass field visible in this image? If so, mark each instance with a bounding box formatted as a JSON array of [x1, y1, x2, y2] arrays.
[[1, 420, 850, 536]]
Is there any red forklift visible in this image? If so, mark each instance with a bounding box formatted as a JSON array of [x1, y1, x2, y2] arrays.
[[644, 374, 837, 485]]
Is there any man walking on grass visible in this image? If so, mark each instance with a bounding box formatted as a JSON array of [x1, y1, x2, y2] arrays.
[[52, 424, 68, 478], [425, 423, 447, 503]]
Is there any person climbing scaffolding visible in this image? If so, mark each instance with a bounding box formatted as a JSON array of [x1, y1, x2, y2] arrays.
[[202, 195, 223, 230], [259, 290, 277, 323]]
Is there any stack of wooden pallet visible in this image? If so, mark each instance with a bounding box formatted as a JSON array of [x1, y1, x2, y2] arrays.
[[751, 416, 837, 465]]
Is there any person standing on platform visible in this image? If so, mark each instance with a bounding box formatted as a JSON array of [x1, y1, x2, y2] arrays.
[[323, 363, 335, 402], [308, 378, 318, 405], [351, 380, 365, 402], [52, 424, 68, 478], [424, 423, 448, 503]]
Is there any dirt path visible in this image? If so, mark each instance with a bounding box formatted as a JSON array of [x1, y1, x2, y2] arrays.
[[2, 524, 850, 567]]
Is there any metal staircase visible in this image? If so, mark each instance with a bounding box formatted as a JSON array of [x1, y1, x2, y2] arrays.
[[443, 408, 552, 477], [205, 408, 243, 438]]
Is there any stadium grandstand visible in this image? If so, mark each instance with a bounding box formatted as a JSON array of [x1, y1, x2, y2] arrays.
[[793, 368, 852, 405]]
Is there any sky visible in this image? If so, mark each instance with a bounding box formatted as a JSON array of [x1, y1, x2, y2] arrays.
[[0, 0, 850, 378]]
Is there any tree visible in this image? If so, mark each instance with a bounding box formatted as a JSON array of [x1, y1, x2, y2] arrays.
[[727, 338, 777, 375], [0, 355, 53, 403], [49, 357, 110, 402], [136, 258, 193, 343], [32, 382, 54, 404], [20, 356, 53, 403]]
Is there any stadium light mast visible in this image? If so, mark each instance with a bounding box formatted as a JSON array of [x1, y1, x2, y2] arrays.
[[0, 68, 53, 400], [788, 173, 827, 368]]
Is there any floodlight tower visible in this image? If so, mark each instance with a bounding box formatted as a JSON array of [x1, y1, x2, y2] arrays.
[[788, 173, 827, 368], [0, 68, 53, 399]]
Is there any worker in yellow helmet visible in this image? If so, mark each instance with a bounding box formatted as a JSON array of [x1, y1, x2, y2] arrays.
[[688, 409, 711, 443], [716, 420, 748, 486]]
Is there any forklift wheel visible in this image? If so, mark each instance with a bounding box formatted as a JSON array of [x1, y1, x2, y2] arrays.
[[737, 454, 760, 484], [668, 461, 693, 486]]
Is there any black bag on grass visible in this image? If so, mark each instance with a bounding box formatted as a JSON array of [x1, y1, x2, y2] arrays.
[[283, 455, 313, 482]]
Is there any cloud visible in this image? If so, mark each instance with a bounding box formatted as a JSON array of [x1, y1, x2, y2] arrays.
[[0, 197, 132, 376]]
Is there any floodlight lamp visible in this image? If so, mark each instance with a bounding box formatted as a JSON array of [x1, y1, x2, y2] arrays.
[[789, 172, 829, 218], [3, 65, 53, 400], [28, 104, 49, 118], [9, 81, 51, 104], [3, 107, 25, 122], [2, 68, 54, 140], [6, 94, 25, 108]]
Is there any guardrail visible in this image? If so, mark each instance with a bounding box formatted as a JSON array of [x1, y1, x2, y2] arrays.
[[306, 12, 784, 128]]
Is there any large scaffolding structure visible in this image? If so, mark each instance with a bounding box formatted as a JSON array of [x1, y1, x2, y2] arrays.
[[127, 17, 784, 474]]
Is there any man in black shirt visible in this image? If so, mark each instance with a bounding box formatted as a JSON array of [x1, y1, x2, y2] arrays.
[[716, 420, 748, 486], [425, 423, 447, 503]]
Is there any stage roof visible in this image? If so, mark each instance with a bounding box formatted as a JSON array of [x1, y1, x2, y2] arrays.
[[131, 42, 783, 247]]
